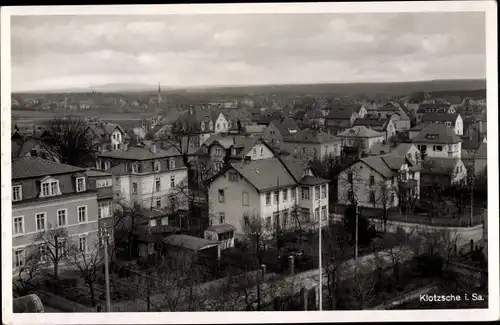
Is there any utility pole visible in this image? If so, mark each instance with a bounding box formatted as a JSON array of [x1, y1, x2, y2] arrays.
[[355, 203, 359, 275], [318, 195, 323, 311], [100, 228, 111, 312], [276, 177, 280, 259]]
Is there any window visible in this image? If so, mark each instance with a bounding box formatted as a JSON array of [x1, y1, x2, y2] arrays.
[[315, 186, 320, 200], [313, 148, 318, 158], [390, 193, 396, 205], [410, 172, 415, 179], [132, 164, 139, 173], [39, 245, 48, 263], [201, 122, 205, 131], [266, 216, 272, 229], [253, 147, 257, 155], [154, 161, 161, 172], [219, 212, 226, 224], [283, 189, 288, 202], [369, 176, 375, 186], [242, 191, 249, 206], [321, 184, 327, 199], [35, 213, 46, 231], [348, 172, 353, 183], [229, 172, 239, 182], [57, 240, 67, 257], [321, 206, 327, 220], [105, 161, 111, 170], [301, 208, 311, 222], [282, 211, 289, 228], [214, 148, 222, 155], [170, 176, 175, 188], [223, 122, 227, 129], [209, 122, 213, 130], [57, 209, 67, 226], [218, 189, 225, 203], [50, 181, 58, 195], [302, 147, 307, 155], [13, 216, 24, 235], [41, 183, 50, 196], [274, 191, 279, 204], [15, 249, 25, 268], [301, 187, 310, 200], [149, 219, 156, 227], [433, 145, 443, 151], [217, 123, 220, 130], [30, 150, 38, 157], [12, 185, 22, 202], [369, 191, 376, 204], [315, 207, 320, 221], [324, 146, 328, 154], [79, 236, 87, 253], [156, 197, 162, 209], [155, 178, 161, 192], [76, 177, 86, 192], [161, 217, 169, 226], [132, 182, 138, 194], [78, 206, 87, 223], [266, 193, 271, 205], [260, 146, 264, 156]]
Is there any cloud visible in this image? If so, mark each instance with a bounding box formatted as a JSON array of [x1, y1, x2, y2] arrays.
[[10, 12, 486, 91]]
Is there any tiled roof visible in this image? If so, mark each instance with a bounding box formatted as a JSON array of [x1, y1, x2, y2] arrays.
[[461, 134, 485, 150], [367, 142, 392, 155], [304, 109, 325, 119], [279, 157, 310, 181], [98, 145, 181, 160], [244, 125, 266, 134], [12, 157, 85, 179], [412, 123, 462, 144], [421, 113, 459, 123], [291, 109, 307, 120], [163, 234, 219, 251], [269, 120, 291, 137], [379, 102, 401, 112], [282, 117, 300, 131], [337, 125, 384, 138], [392, 143, 417, 156], [353, 118, 388, 128], [231, 157, 297, 191], [409, 122, 432, 132], [286, 128, 340, 144], [85, 168, 112, 178], [359, 153, 408, 178], [300, 175, 329, 186], [326, 104, 359, 119]]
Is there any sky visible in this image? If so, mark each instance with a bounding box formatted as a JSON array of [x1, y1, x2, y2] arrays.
[[11, 12, 486, 92]]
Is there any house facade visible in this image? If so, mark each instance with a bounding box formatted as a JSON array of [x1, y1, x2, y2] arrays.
[[12, 158, 99, 274], [352, 118, 396, 142], [86, 169, 115, 246], [421, 157, 468, 185], [208, 157, 330, 236], [96, 144, 188, 211], [281, 128, 342, 161], [337, 154, 420, 209], [325, 104, 366, 133], [89, 122, 127, 152], [337, 126, 385, 154], [411, 124, 462, 159]]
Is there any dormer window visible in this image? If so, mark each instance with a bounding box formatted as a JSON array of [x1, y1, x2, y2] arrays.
[[104, 160, 111, 170], [132, 163, 139, 174], [209, 121, 214, 130], [154, 161, 161, 172], [41, 179, 60, 197], [169, 158, 176, 170], [12, 185, 22, 202], [76, 177, 86, 192]]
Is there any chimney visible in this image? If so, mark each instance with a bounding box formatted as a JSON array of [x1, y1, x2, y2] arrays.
[[151, 143, 157, 153]]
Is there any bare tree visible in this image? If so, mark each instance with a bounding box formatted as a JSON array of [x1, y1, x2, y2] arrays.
[[13, 252, 42, 297], [67, 239, 104, 306], [32, 228, 71, 280], [41, 116, 98, 166], [366, 178, 397, 232], [348, 262, 376, 309], [160, 120, 199, 171]]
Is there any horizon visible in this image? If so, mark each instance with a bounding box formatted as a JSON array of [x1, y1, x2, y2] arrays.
[[11, 12, 486, 93]]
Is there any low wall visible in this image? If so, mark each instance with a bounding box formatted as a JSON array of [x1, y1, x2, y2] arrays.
[[330, 214, 484, 248]]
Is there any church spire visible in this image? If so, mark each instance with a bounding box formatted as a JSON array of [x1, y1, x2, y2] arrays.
[[157, 82, 162, 104]]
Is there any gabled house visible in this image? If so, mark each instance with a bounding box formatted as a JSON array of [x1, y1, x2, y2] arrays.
[[303, 109, 326, 128], [353, 117, 396, 142], [421, 157, 468, 186], [262, 118, 300, 145], [416, 103, 455, 124], [411, 123, 462, 159], [325, 104, 367, 133], [461, 135, 487, 175], [207, 157, 330, 236], [337, 153, 420, 209], [89, 122, 127, 152], [194, 134, 276, 173], [337, 126, 385, 155], [281, 128, 342, 161], [421, 113, 463, 135], [11, 138, 57, 162], [11, 158, 99, 273], [368, 142, 421, 166]]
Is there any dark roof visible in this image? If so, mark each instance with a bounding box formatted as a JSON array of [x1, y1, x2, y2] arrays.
[[163, 234, 219, 251], [12, 157, 85, 179], [326, 104, 359, 119], [291, 109, 307, 120], [359, 153, 410, 178], [475, 142, 487, 159], [379, 102, 401, 112], [231, 158, 296, 191], [421, 113, 459, 123], [282, 117, 300, 131], [422, 157, 461, 175], [85, 168, 112, 178], [206, 223, 237, 234], [417, 103, 452, 113], [412, 123, 462, 144], [98, 145, 181, 160], [286, 128, 340, 144], [461, 134, 486, 150], [300, 175, 329, 186], [409, 122, 432, 132], [337, 125, 384, 138], [353, 118, 389, 128], [304, 109, 325, 119]]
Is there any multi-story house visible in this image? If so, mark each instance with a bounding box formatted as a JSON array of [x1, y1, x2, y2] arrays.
[[12, 158, 99, 273], [281, 128, 342, 161], [421, 113, 463, 135], [262, 118, 300, 145], [411, 123, 462, 159], [368, 143, 421, 166], [193, 134, 276, 173], [336, 153, 420, 209], [337, 126, 385, 155], [325, 104, 367, 133], [207, 157, 330, 236], [353, 118, 396, 142], [89, 122, 127, 152], [96, 143, 188, 211], [303, 109, 326, 128], [461, 135, 487, 175]]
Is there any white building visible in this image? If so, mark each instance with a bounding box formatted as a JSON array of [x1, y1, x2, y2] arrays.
[[337, 126, 385, 154], [421, 113, 463, 136], [207, 157, 330, 237], [411, 123, 463, 159]]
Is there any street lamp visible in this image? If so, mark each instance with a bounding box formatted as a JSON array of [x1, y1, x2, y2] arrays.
[[99, 228, 111, 312]]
